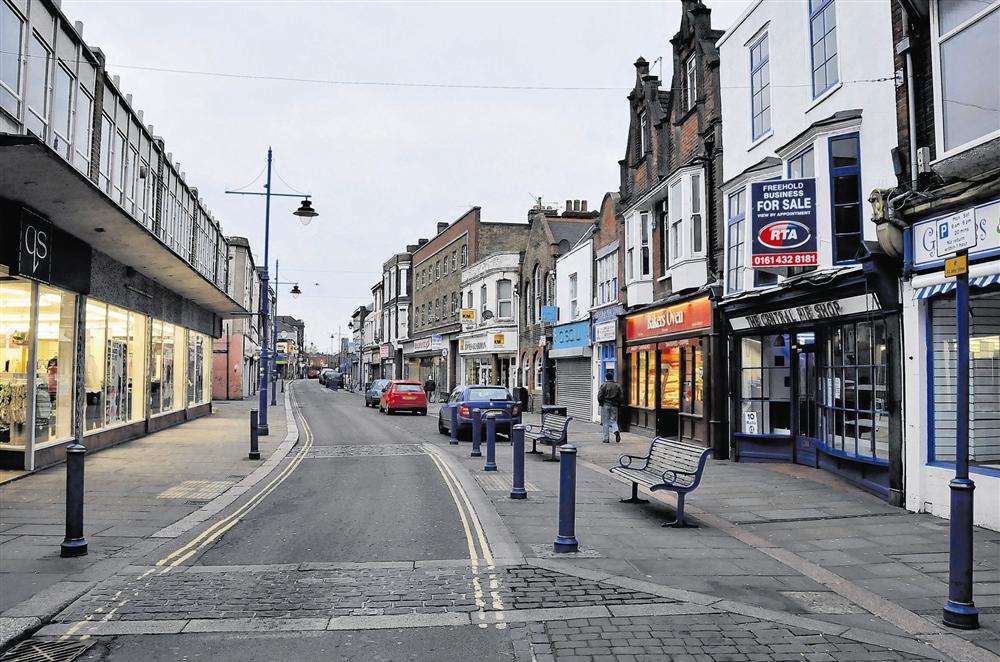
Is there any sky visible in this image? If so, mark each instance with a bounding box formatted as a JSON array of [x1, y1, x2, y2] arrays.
[[62, 0, 747, 351]]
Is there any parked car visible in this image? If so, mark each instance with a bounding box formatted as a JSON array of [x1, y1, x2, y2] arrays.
[[306, 366, 320, 379], [379, 380, 427, 415], [325, 371, 344, 390], [364, 379, 390, 408], [318, 368, 335, 387], [437, 385, 521, 439]]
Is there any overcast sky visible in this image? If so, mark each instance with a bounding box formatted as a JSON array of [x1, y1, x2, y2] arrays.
[[63, 0, 746, 351]]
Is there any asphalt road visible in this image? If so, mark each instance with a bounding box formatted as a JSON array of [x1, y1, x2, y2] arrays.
[[83, 381, 513, 661], [198, 382, 468, 564]]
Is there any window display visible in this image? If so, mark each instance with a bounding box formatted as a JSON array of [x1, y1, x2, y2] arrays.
[[34, 285, 76, 444], [84, 300, 106, 431], [186, 331, 211, 406], [658, 343, 680, 409], [739, 334, 791, 434], [0, 279, 33, 447], [85, 301, 148, 431], [150, 319, 186, 415], [628, 345, 655, 409]]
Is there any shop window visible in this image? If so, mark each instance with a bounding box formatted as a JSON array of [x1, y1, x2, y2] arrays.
[[680, 340, 704, 416], [84, 301, 107, 431], [929, 291, 1000, 469], [629, 345, 656, 410], [34, 285, 76, 444], [829, 134, 862, 263], [934, 1, 1000, 154], [809, 0, 839, 97], [726, 189, 746, 294], [149, 319, 185, 416], [86, 302, 148, 431], [0, 279, 35, 447], [739, 334, 791, 434], [818, 320, 888, 460], [0, 1, 23, 118], [658, 344, 679, 409], [497, 279, 512, 319]]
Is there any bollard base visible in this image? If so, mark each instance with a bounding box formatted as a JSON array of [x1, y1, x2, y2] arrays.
[[249, 451, 261, 460], [510, 488, 527, 500], [257, 424, 269, 436], [553, 537, 579, 553], [470, 450, 482, 458], [943, 602, 980, 630], [60, 538, 88, 557], [449, 439, 459, 446], [484, 463, 498, 472]]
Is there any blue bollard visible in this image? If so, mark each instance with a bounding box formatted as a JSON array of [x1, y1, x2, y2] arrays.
[[449, 405, 459, 445], [510, 424, 527, 500], [553, 444, 579, 553], [249, 409, 261, 460], [484, 413, 498, 472], [471, 409, 482, 458]]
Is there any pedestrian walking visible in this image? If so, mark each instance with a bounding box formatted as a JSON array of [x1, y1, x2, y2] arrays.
[[423, 376, 436, 402], [597, 372, 622, 444]]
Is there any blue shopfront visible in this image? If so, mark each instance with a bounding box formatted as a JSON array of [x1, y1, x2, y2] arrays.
[[551, 320, 593, 422]]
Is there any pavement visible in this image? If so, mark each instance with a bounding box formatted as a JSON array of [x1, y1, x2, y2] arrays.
[[0, 379, 997, 661]]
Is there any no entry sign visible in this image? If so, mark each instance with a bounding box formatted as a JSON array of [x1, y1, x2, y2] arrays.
[[751, 178, 817, 268]]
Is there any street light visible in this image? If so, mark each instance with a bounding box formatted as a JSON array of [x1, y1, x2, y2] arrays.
[[226, 148, 317, 435], [291, 284, 302, 299]]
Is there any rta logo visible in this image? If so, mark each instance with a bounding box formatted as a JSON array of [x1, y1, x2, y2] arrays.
[[24, 223, 48, 273]]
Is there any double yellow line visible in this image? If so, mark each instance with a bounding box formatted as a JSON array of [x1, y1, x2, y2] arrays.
[[426, 449, 505, 629], [154, 392, 314, 572]]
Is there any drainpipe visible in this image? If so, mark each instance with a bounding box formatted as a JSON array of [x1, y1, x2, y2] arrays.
[[899, 2, 919, 190]]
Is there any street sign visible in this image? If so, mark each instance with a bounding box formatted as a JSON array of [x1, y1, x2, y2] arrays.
[[945, 254, 968, 278], [744, 411, 759, 435], [935, 210, 977, 257], [750, 178, 818, 269]]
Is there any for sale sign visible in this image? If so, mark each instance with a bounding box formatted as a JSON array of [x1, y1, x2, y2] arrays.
[[751, 178, 817, 269]]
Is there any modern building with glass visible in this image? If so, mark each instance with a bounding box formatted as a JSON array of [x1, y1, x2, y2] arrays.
[[0, 0, 242, 470]]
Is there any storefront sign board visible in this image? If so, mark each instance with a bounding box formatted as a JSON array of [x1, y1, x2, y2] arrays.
[[911, 198, 999, 269], [17, 212, 52, 283], [593, 320, 616, 343], [431, 334, 444, 349], [552, 321, 590, 350], [540, 306, 558, 323], [625, 297, 712, 341], [460, 309, 476, 322], [729, 294, 877, 331], [412, 338, 432, 352], [750, 178, 818, 268], [379, 344, 391, 359]]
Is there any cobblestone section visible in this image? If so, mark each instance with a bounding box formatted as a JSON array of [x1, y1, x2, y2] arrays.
[[519, 614, 941, 662], [54, 564, 674, 623], [501, 567, 672, 610], [300, 444, 426, 458]]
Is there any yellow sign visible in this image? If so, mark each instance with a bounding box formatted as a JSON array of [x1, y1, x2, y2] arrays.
[[945, 254, 968, 278], [460, 309, 476, 321]]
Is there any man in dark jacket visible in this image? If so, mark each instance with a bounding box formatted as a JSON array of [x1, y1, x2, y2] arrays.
[[597, 371, 623, 444], [423, 377, 436, 402]]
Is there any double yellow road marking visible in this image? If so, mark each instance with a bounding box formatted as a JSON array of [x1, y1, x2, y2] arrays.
[[427, 449, 506, 629]]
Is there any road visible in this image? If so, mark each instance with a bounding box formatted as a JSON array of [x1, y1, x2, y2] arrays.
[[71, 380, 518, 661]]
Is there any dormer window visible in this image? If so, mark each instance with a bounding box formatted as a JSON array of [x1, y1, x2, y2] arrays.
[[685, 55, 698, 110], [638, 110, 648, 155]]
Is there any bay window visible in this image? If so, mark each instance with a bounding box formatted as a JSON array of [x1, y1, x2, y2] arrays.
[[639, 212, 650, 277], [933, 0, 999, 154], [829, 134, 862, 263], [669, 181, 683, 262], [691, 173, 703, 254]]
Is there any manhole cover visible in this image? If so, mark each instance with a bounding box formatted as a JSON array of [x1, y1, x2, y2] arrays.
[[1, 639, 93, 662]]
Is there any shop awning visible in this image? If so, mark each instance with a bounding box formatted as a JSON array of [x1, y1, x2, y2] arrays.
[[0, 136, 245, 316], [913, 274, 1000, 300]]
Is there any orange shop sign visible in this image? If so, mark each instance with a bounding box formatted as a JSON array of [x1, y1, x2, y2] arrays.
[[625, 297, 712, 341]]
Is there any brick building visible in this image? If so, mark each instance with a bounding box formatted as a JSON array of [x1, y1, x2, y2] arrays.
[[619, 0, 727, 455], [589, 193, 624, 422], [518, 201, 598, 412], [406, 207, 527, 393], [380, 249, 413, 379]]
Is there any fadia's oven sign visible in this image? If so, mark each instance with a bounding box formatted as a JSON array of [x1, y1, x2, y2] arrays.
[[751, 178, 818, 269]]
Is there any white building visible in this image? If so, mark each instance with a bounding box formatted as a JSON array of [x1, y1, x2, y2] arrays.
[[552, 233, 596, 422], [717, 0, 904, 502], [458, 252, 519, 389]]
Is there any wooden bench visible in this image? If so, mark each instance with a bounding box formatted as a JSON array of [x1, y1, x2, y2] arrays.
[[609, 437, 712, 527], [524, 413, 572, 462]]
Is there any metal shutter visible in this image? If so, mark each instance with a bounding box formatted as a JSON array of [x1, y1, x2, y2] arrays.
[[556, 358, 593, 423]]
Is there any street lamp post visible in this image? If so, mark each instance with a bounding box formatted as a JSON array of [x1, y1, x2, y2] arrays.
[[269, 259, 301, 406], [226, 147, 317, 435]]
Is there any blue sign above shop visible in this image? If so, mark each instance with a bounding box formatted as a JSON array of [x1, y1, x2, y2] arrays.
[[552, 320, 590, 350], [540, 306, 559, 323]]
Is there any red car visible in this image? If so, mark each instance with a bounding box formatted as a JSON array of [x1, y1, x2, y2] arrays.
[[379, 380, 428, 415]]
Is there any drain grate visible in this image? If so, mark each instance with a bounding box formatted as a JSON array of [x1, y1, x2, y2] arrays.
[[1, 639, 93, 662]]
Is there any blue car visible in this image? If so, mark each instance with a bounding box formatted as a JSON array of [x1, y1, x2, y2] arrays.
[[364, 379, 390, 408], [437, 385, 522, 439]]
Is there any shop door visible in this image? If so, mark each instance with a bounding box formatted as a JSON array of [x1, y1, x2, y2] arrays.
[[677, 341, 706, 446], [792, 340, 819, 466]]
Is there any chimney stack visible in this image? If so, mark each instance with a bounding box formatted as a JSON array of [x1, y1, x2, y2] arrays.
[[436, 222, 449, 234], [565, 199, 572, 212], [573, 200, 581, 211], [418, 238, 429, 246], [581, 200, 588, 212]]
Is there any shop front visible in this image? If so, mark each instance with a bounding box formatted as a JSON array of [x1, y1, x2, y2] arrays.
[[550, 320, 593, 422], [901, 197, 1000, 528], [379, 343, 394, 380], [624, 296, 713, 445], [0, 202, 234, 471], [723, 271, 903, 502], [458, 330, 517, 389], [590, 305, 623, 424], [404, 335, 448, 394]]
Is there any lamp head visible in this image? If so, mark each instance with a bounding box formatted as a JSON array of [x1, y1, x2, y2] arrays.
[[290, 284, 302, 299], [294, 199, 318, 225]]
